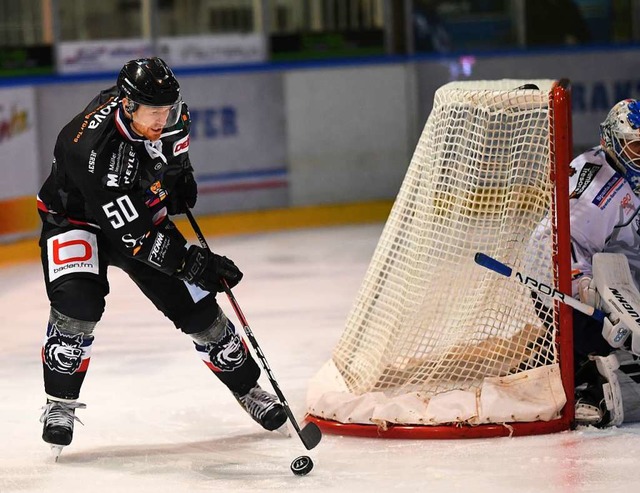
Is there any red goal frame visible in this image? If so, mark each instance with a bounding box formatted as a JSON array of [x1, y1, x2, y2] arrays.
[[307, 80, 574, 439]]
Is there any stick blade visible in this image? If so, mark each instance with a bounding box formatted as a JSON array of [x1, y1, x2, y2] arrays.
[[299, 422, 322, 450]]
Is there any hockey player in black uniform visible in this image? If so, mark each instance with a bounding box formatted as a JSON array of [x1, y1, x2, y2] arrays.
[[37, 57, 287, 458]]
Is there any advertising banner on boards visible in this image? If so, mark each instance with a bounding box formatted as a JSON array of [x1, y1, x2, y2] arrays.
[[0, 86, 40, 240], [56, 34, 266, 74], [180, 71, 288, 213]]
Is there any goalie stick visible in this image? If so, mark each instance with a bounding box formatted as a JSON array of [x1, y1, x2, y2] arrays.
[[474, 252, 606, 322], [185, 209, 322, 450]]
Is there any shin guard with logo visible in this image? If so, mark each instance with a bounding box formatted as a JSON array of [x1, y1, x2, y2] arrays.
[[42, 309, 96, 401], [191, 310, 260, 395]]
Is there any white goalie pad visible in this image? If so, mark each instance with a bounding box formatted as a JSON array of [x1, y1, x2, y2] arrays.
[[593, 253, 640, 355], [593, 353, 624, 427]]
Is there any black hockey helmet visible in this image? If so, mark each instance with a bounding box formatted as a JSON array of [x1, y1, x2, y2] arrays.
[[117, 57, 183, 129], [117, 57, 180, 106]]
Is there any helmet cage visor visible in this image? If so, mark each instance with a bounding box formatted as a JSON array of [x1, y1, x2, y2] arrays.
[[613, 136, 640, 172], [601, 99, 640, 191]]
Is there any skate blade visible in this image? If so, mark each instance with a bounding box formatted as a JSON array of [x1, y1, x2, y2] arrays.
[[50, 445, 64, 462], [274, 423, 292, 438]]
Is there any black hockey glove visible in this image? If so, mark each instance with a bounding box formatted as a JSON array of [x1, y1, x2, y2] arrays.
[[167, 172, 197, 215], [176, 245, 243, 292]]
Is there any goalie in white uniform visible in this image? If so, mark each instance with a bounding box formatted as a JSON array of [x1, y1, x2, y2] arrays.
[[562, 99, 640, 427]]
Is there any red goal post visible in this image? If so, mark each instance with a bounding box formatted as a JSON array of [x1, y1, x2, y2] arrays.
[[306, 79, 574, 438]]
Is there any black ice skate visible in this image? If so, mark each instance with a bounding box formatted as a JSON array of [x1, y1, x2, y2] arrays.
[[40, 400, 86, 460], [574, 354, 622, 428], [575, 380, 609, 427], [234, 384, 288, 431]]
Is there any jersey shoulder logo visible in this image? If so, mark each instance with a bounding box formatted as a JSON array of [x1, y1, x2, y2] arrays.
[[570, 162, 601, 200], [593, 174, 625, 209], [173, 135, 190, 156], [74, 97, 119, 143]]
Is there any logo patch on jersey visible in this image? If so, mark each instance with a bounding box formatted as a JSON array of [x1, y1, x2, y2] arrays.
[[149, 180, 167, 198], [88, 150, 97, 173], [620, 193, 635, 216], [122, 231, 150, 253], [147, 231, 170, 267], [592, 174, 625, 209], [570, 162, 601, 200], [74, 97, 119, 143], [87, 98, 119, 130], [43, 326, 84, 375], [104, 142, 139, 190], [47, 230, 99, 282], [145, 180, 168, 208], [173, 135, 190, 156]]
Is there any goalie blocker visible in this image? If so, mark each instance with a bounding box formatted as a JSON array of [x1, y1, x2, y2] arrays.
[[591, 253, 640, 355]]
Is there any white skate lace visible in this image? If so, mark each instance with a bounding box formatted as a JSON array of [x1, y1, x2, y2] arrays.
[[40, 401, 86, 429], [237, 386, 277, 421]]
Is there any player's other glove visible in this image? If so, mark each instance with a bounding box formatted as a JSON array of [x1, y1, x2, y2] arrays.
[[167, 172, 197, 215], [176, 245, 243, 292]]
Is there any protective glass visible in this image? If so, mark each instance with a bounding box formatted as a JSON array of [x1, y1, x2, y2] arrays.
[[132, 99, 183, 129]]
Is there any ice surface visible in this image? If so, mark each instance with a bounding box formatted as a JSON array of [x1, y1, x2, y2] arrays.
[[1, 224, 639, 493]]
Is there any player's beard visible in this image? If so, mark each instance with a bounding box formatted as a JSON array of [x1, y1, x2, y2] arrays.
[[131, 120, 163, 141]]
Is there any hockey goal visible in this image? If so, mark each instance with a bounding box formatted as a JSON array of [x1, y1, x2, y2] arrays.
[[307, 79, 573, 438]]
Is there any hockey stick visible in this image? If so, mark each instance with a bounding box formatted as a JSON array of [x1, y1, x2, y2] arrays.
[[185, 209, 322, 450], [474, 252, 606, 322]]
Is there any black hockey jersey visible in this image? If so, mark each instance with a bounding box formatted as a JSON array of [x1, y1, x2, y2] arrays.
[[37, 86, 193, 275]]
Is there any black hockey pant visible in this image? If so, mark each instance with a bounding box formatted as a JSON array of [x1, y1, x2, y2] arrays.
[[39, 222, 259, 400]]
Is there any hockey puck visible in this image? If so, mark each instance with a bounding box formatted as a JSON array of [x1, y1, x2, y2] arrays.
[[290, 455, 314, 476]]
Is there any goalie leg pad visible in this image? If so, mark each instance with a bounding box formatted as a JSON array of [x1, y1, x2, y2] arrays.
[[612, 351, 640, 424], [593, 353, 624, 427]]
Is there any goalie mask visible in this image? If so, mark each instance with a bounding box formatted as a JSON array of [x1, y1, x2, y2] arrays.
[[600, 99, 640, 193], [117, 57, 182, 129]]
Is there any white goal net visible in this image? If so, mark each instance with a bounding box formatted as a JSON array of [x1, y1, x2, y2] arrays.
[[307, 79, 572, 432]]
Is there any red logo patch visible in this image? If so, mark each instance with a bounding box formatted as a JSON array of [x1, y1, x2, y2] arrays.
[[173, 135, 190, 156], [52, 238, 92, 264]]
